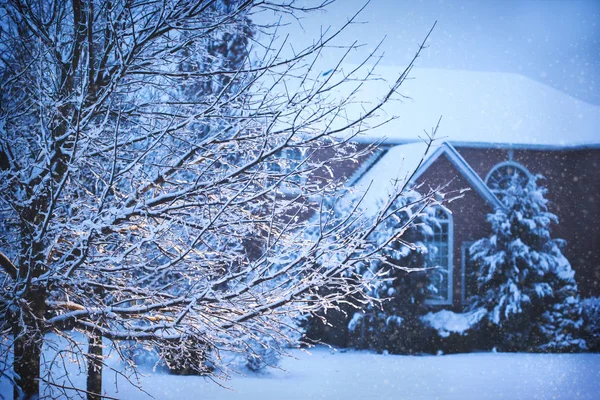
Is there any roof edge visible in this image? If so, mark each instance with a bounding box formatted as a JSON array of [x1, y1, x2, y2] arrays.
[[412, 143, 503, 209], [350, 137, 600, 150], [345, 147, 388, 187], [448, 141, 600, 151]]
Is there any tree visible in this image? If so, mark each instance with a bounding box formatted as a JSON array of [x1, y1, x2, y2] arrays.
[[0, 1, 437, 398], [347, 191, 436, 354], [469, 175, 585, 351], [537, 260, 586, 352]]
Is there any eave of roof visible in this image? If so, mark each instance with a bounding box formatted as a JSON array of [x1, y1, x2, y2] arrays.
[[353, 137, 600, 151], [350, 142, 503, 211], [411, 143, 503, 209], [446, 141, 600, 151]]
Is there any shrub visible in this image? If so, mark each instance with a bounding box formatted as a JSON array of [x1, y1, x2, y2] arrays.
[[581, 297, 600, 352]]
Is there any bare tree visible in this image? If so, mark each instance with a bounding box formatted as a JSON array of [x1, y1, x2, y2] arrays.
[[0, 0, 437, 398]]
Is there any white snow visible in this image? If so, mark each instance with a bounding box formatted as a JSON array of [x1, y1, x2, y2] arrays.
[[421, 308, 488, 337], [347, 312, 364, 332], [339, 66, 600, 147], [2, 337, 600, 399], [352, 142, 432, 216]]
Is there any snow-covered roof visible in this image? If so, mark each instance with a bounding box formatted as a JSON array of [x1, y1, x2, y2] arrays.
[[340, 66, 598, 215], [352, 142, 431, 214], [344, 66, 600, 147], [352, 142, 502, 216]]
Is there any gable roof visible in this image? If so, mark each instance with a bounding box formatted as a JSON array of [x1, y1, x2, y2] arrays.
[[352, 142, 502, 215], [351, 142, 432, 214], [415, 143, 502, 208], [341, 66, 600, 148]]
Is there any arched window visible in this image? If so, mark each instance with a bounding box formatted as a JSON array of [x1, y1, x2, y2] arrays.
[[485, 161, 530, 199], [426, 207, 453, 305]]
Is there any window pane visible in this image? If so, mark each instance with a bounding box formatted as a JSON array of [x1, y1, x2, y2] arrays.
[[426, 209, 451, 303]]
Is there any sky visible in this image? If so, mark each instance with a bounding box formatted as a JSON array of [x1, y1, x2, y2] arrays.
[[255, 0, 600, 105]]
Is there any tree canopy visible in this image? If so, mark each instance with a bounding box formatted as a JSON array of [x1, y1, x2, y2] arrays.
[[0, 1, 437, 398]]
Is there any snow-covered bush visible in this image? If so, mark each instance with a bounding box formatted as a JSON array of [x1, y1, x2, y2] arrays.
[[243, 316, 304, 372], [346, 269, 434, 354], [581, 297, 600, 351], [245, 338, 281, 372], [346, 193, 440, 354], [420, 308, 488, 353], [160, 338, 214, 376], [469, 175, 585, 352], [421, 308, 487, 339], [119, 342, 163, 370]]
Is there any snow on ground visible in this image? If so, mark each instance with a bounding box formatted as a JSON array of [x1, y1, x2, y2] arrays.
[[2, 341, 600, 400]]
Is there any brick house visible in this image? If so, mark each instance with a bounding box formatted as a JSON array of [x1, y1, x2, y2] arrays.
[[335, 67, 600, 310]]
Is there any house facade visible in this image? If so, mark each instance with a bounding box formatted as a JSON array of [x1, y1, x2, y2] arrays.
[[336, 67, 600, 310], [354, 142, 600, 311]]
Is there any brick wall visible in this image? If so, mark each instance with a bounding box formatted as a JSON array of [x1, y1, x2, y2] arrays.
[[455, 146, 600, 297]]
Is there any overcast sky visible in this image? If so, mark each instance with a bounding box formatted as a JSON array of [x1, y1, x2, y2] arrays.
[[256, 0, 600, 105]]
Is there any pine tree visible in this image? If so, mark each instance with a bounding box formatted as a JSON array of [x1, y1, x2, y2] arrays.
[[469, 175, 585, 351], [348, 192, 435, 354], [537, 261, 586, 351], [178, 0, 253, 102]]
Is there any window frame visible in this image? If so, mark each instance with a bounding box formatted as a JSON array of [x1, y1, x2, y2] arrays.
[[425, 207, 454, 306], [484, 160, 531, 197]]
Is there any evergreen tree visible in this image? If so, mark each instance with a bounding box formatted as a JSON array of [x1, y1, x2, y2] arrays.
[[178, 0, 253, 102], [537, 263, 586, 351], [469, 175, 585, 351], [348, 192, 435, 354]]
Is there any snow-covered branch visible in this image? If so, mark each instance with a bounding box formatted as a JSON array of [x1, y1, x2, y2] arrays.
[[0, 1, 440, 398]]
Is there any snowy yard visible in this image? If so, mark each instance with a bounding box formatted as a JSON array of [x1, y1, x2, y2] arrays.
[[1, 1, 600, 399], [2, 344, 599, 400]]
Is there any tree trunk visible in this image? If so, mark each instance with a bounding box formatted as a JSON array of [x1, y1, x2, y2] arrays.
[[86, 333, 103, 400], [13, 329, 42, 400]]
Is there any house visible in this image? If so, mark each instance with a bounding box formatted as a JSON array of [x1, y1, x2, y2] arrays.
[[335, 67, 600, 310]]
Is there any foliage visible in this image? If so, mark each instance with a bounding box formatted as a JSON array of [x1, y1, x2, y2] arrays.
[[0, 0, 437, 397], [469, 176, 585, 352], [580, 297, 600, 352], [346, 193, 440, 354], [245, 337, 281, 372]]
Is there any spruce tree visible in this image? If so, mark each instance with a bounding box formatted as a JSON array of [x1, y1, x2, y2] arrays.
[[348, 192, 435, 354], [470, 175, 585, 351], [537, 262, 586, 351]]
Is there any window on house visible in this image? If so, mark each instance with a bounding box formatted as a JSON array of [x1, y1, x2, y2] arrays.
[[266, 147, 306, 188], [426, 207, 453, 305], [485, 161, 530, 199]]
